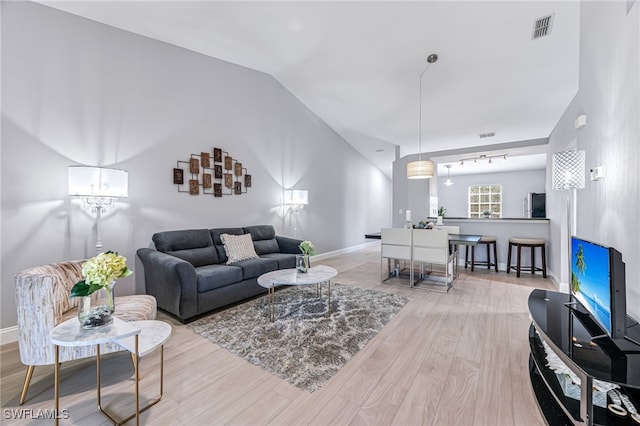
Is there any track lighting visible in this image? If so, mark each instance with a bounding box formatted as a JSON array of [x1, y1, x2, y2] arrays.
[[458, 153, 508, 166]]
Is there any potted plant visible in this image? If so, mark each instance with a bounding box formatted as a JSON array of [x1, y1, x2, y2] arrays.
[[70, 251, 133, 328], [297, 240, 316, 273]]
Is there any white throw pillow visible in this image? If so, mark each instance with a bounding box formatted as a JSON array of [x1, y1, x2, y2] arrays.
[[221, 233, 259, 264]]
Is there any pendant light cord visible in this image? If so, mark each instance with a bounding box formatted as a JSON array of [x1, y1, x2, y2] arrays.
[[418, 54, 438, 162]]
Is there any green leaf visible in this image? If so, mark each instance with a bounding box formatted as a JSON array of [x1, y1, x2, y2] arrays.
[[70, 281, 91, 298], [70, 281, 107, 298]]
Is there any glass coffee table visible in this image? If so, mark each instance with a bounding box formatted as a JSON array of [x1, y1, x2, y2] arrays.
[[257, 265, 337, 321]]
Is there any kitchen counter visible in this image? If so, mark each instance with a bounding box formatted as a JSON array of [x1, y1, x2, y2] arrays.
[[430, 217, 549, 223], [434, 218, 550, 272]]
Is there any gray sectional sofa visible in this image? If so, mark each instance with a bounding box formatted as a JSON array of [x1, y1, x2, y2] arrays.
[[137, 225, 303, 322]]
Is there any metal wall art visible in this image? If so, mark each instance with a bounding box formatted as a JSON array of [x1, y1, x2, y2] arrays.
[[174, 147, 252, 197]]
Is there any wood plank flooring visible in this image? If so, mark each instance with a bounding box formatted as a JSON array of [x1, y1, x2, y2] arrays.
[[0, 245, 555, 425]]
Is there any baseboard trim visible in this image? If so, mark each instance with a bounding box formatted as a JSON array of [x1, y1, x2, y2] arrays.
[[549, 272, 568, 293], [313, 241, 379, 262], [0, 326, 18, 345]]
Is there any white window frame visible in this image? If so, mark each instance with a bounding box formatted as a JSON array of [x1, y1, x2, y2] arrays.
[[468, 184, 502, 218]]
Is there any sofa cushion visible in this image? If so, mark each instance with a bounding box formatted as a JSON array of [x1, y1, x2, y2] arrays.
[[243, 225, 279, 255], [165, 248, 217, 268], [260, 253, 297, 269], [221, 233, 259, 264], [234, 257, 279, 279], [243, 225, 276, 241], [153, 229, 218, 267], [196, 264, 243, 293], [253, 239, 280, 255], [210, 228, 244, 263]]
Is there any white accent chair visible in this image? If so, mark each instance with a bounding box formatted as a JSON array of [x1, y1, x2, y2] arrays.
[[411, 229, 454, 292], [14, 260, 158, 404], [380, 228, 413, 284]]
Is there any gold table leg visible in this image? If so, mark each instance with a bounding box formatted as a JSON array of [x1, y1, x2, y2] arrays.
[[97, 334, 163, 426], [268, 285, 275, 322], [328, 280, 331, 316]]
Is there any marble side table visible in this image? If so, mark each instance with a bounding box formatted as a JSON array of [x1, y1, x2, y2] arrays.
[[49, 317, 171, 425], [115, 320, 172, 425]]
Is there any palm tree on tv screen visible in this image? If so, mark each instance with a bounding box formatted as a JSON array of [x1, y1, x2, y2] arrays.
[[572, 244, 586, 293], [576, 244, 586, 274]]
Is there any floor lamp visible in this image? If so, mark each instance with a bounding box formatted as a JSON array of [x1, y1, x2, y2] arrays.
[[283, 190, 308, 238], [552, 150, 585, 292], [68, 166, 129, 253]]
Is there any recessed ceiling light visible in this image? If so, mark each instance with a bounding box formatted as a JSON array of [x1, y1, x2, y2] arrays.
[[375, 149, 384, 152]]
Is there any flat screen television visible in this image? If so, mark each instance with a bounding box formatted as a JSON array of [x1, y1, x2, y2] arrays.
[[570, 236, 632, 345]]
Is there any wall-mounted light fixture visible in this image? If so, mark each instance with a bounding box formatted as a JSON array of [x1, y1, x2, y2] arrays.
[[574, 114, 587, 130], [444, 164, 454, 186], [68, 166, 129, 252], [284, 189, 308, 214], [459, 153, 507, 166]]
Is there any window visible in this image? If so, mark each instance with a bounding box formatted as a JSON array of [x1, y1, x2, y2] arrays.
[[469, 184, 502, 218]]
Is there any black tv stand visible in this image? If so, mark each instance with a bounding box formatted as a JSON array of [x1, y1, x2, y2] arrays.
[[528, 289, 640, 425], [564, 296, 640, 353]]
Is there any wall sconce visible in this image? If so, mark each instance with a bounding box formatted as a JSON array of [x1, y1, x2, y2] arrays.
[[69, 166, 129, 253], [574, 114, 587, 130], [284, 189, 308, 213]]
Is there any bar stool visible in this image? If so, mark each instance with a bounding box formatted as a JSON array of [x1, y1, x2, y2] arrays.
[[465, 236, 498, 272], [507, 238, 547, 278]]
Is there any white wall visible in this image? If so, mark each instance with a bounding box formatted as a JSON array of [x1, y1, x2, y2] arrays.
[[547, 1, 639, 320], [0, 2, 391, 329], [436, 169, 546, 219]]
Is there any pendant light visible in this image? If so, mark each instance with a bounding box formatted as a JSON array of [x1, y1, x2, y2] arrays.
[[444, 164, 454, 186], [407, 53, 438, 179]]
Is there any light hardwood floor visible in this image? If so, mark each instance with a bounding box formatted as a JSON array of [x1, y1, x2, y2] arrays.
[[0, 245, 555, 425]]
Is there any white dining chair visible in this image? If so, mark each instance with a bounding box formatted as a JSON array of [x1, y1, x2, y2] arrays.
[[381, 228, 413, 285], [411, 229, 454, 292]]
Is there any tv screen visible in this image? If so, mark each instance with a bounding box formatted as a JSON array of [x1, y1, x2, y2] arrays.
[[571, 237, 613, 335]]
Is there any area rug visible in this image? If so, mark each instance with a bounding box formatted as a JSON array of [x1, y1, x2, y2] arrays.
[[188, 283, 408, 392]]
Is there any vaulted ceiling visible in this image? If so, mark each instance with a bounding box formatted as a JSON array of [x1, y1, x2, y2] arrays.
[[38, 1, 581, 177]]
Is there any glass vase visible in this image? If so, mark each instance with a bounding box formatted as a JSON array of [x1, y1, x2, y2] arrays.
[[296, 254, 310, 273], [78, 281, 115, 329]]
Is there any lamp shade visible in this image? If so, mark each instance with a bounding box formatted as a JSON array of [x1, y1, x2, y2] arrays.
[[68, 166, 128, 197], [407, 160, 434, 179], [284, 189, 308, 205], [552, 150, 585, 190]]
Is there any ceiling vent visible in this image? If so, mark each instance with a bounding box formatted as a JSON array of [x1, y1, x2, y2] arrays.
[[532, 14, 554, 40], [478, 132, 495, 139]]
